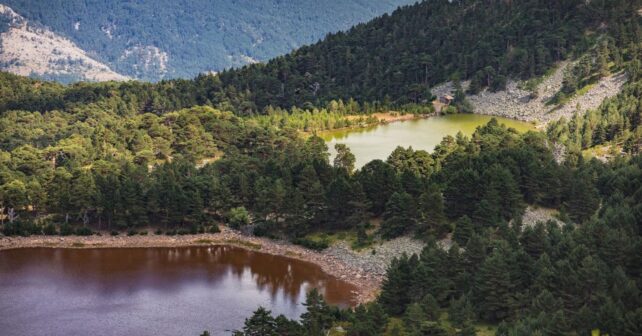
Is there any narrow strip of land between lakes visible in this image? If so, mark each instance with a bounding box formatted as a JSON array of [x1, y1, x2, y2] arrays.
[[0, 227, 407, 304]]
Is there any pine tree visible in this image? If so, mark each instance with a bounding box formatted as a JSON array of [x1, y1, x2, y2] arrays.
[[367, 302, 389, 334], [380, 255, 414, 315], [403, 303, 426, 335], [240, 307, 278, 336], [274, 315, 304, 336], [325, 175, 354, 230], [448, 294, 475, 328], [380, 192, 417, 239], [334, 143, 356, 174], [444, 169, 480, 219], [300, 289, 333, 336], [563, 171, 599, 223], [296, 164, 326, 224], [420, 294, 440, 321], [453, 216, 473, 246], [463, 234, 486, 275], [519, 223, 548, 259], [531, 290, 560, 315], [357, 160, 399, 215], [384, 319, 406, 336], [475, 249, 515, 322], [418, 185, 447, 236]]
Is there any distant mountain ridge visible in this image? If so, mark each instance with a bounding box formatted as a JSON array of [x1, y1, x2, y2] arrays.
[[0, 4, 128, 83], [0, 0, 415, 82]]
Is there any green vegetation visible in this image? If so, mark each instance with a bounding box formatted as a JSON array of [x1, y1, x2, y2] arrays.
[[549, 39, 623, 106], [3, 0, 414, 81], [229, 154, 641, 335], [548, 59, 642, 154], [0, 0, 640, 334], [2, 0, 639, 116]]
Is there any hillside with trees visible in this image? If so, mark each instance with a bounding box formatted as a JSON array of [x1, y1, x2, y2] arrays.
[[1, 0, 414, 81], [0, 0, 640, 334], [1, 0, 639, 117]]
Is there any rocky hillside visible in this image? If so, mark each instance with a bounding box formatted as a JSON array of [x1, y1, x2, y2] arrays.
[[1, 0, 415, 81], [0, 4, 127, 83], [432, 62, 628, 127]]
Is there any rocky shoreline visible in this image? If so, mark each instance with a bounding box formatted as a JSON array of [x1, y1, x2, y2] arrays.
[[0, 227, 418, 304]]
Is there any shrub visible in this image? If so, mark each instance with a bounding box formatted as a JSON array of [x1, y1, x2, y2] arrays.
[[253, 220, 276, 238], [139, 231, 148, 236], [75, 227, 93, 236], [110, 230, 120, 236], [189, 225, 199, 234], [2, 220, 42, 236], [154, 229, 163, 235], [209, 225, 221, 234], [43, 223, 58, 236], [227, 207, 250, 229], [2, 221, 20, 236], [60, 224, 75, 236], [127, 229, 138, 236], [292, 237, 329, 251]]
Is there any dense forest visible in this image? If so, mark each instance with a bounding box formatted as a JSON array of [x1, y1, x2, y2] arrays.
[[0, 0, 641, 334], [1, 0, 639, 116], [228, 146, 642, 335], [2, 0, 414, 80], [4, 73, 639, 334], [217, 0, 641, 111], [0, 89, 602, 242]]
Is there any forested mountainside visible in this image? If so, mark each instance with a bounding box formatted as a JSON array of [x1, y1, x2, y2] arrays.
[[0, 0, 415, 81], [217, 0, 641, 111], [0, 0, 641, 334], [2, 0, 638, 114]]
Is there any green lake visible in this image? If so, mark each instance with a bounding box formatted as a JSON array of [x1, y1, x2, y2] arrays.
[[322, 114, 536, 168]]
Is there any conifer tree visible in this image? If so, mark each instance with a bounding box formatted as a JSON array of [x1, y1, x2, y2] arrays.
[[475, 249, 515, 322], [418, 185, 447, 236], [453, 216, 473, 246], [238, 307, 278, 336], [448, 295, 475, 328], [420, 294, 440, 321], [300, 289, 333, 336], [380, 192, 416, 239]]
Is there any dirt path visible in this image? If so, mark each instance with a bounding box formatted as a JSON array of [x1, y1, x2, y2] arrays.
[[0, 227, 382, 304]]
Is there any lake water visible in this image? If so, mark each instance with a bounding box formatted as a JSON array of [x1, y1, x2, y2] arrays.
[[0, 246, 356, 336], [323, 114, 535, 167]]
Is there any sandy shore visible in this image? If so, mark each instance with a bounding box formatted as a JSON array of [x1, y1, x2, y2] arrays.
[[0, 227, 381, 304]]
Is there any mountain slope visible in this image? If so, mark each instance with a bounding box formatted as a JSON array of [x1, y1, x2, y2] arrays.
[[0, 4, 128, 83], [1, 0, 640, 119], [1, 0, 415, 81], [216, 0, 641, 112]]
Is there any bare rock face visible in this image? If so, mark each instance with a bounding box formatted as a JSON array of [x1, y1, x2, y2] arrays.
[[431, 61, 627, 127], [0, 4, 128, 83]]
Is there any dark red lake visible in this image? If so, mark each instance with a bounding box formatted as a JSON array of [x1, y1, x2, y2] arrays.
[[0, 246, 356, 336]]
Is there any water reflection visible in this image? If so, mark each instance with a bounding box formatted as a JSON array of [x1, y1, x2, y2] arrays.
[[0, 246, 356, 336]]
